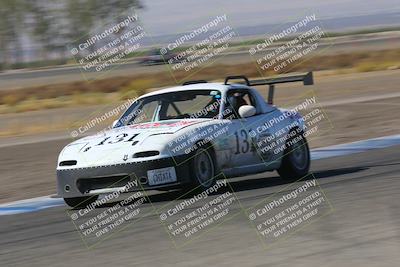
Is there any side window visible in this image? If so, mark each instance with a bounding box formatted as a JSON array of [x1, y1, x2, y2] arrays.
[[224, 89, 257, 119]]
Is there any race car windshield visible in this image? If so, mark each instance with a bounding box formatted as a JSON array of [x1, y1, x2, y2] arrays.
[[116, 90, 222, 126]]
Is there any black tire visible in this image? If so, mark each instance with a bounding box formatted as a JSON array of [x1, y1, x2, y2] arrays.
[[184, 146, 216, 192], [277, 131, 310, 181], [64, 195, 99, 208]]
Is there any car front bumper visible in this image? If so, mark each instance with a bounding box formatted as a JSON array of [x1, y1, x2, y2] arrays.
[[57, 155, 191, 198]]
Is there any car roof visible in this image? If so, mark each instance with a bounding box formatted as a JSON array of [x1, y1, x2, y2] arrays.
[[139, 83, 246, 99]]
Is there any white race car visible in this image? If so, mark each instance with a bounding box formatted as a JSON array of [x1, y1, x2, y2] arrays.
[[57, 72, 314, 207]]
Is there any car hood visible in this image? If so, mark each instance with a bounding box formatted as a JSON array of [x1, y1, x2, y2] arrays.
[[57, 119, 211, 168]]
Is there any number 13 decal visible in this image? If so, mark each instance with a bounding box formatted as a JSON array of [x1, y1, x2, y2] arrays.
[[234, 129, 255, 154]]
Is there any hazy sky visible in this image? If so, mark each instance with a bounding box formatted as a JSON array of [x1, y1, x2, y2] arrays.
[[139, 0, 400, 35]]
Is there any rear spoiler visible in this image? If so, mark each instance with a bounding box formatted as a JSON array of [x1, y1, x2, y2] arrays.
[[224, 72, 314, 104]]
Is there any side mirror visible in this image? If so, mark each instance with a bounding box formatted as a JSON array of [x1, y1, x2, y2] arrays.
[[112, 120, 119, 128], [238, 105, 256, 118]]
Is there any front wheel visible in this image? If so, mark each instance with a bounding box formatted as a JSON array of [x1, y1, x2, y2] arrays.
[[184, 147, 216, 192], [277, 131, 310, 181], [64, 195, 99, 208]]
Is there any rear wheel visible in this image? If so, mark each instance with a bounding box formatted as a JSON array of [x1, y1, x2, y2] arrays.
[[277, 131, 310, 181], [64, 195, 99, 208]]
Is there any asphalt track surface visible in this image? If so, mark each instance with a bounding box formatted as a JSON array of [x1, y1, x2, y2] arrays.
[[0, 144, 399, 266]]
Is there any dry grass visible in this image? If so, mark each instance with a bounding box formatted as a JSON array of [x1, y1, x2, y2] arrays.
[[355, 61, 400, 72], [119, 79, 153, 100], [0, 93, 115, 114], [0, 48, 399, 114], [0, 121, 70, 137]]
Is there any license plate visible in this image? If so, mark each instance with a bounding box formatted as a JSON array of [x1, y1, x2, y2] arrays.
[[147, 167, 177, 186]]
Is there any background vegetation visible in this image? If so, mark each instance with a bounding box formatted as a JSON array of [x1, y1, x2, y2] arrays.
[[0, 0, 143, 70]]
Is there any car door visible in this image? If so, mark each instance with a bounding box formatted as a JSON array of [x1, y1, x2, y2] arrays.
[[224, 88, 279, 169]]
